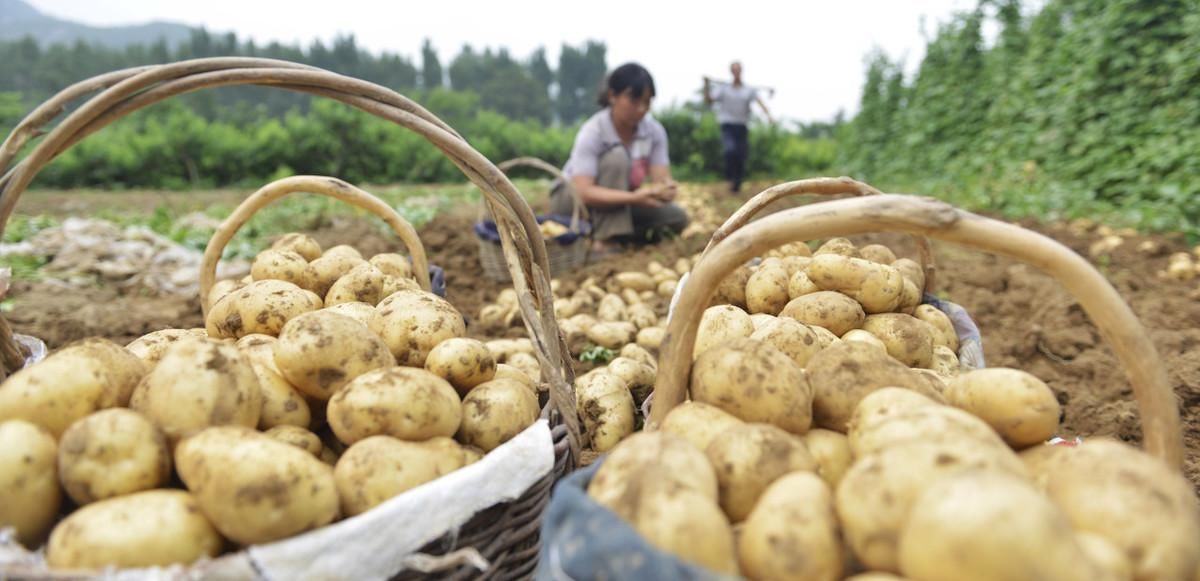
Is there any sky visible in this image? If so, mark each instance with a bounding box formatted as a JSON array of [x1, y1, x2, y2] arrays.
[[26, 0, 985, 124]]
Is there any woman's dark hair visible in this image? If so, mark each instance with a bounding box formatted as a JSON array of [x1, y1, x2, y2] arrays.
[[597, 63, 656, 107]]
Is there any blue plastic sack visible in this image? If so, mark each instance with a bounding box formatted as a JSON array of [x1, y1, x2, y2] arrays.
[[534, 460, 739, 581], [922, 293, 985, 369], [428, 263, 447, 298], [473, 214, 591, 246]]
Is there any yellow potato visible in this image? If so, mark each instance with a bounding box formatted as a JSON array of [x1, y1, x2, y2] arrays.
[[845, 387, 941, 443], [236, 333, 279, 370], [850, 404, 1011, 458], [58, 409, 171, 505], [891, 258, 925, 291], [842, 328, 887, 351], [749, 316, 825, 368], [597, 293, 627, 322], [626, 303, 659, 330], [615, 271, 656, 292], [691, 338, 812, 434], [325, 262, 387, 307], [945, 368, 1060, 449], [334, 435, 468, 516], [914, 304, 959, 351], [930, 345, 961, 377], [605, 356, 655, 404], [705, 423, 816, 522], [713, 263, 752, 309], [808, 254, 905, 314], [125, 328, 198, 366], [694, 304, 755, 359], [586, 321, 636, 349], [327, 367, 462, 445], [371, 290, 467, 367], [575, 372, 635, 452], [304, 253, 365, 297], [787, 269, 821, 299], [207, 279, 245, 311], [270, 232, 322, 261], [460, 379, 542, 452], [274, 310, 396, 400], [636, 326, 666, 351], [814, 237, 859, 257], [861, 313, 935, 368], [323, 300, 379, 327], [493, 363, 538, 393], [251, 248, 311, 289], [265, 425, 324, 457], [859, 244, 898, 265], [587, 431, 719, 508], [657, 279, 677, 298], [323, 244, 364, 260], [896, 277, 921, 314], [618, 343, 658, 370], [382, 274, 420, 297], [0, 419, 61, 548], [803, 428, 854, 488], [45, 490, 221, 571], [780, 291, 865, 337], [425, 337, 497, 396], [745, 260, 791, 315], [739, 471, 842, 581], [554, 297, 580, 320], [1075, 532, 1133, 581], [806, 341, 945, 432], [626, 481, 740, 575], [507, 351, 542, 381], [660, 401, 745, 455], [206, 279, 323, 338], [368, 252, 412, 279]]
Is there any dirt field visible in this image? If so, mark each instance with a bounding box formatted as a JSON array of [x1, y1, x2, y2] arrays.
[[6, 182, 1197, 487]]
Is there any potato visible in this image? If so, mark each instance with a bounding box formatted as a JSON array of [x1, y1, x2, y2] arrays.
[[586, 321, 636, 349], [575, 372, 635, 452], [626, 303, 658, 330], [694, 304, 755, 359], [605, 356, 655, 405], [842, 328, 887, 351], [596, 293, 627, 322], [898, 471, 1100, 581], [636, 326, 666, 351], [325, 262, 387, 307], [657, 279, 677, 298], [382, 274, 420, 298], [323, 301, 379, 328], [207, 279, 245, 311], [587, 431, 719, 507], [372, 290, 467, 367], [304, 253, 365, 297], [493, 363, 538, 393], [74, 337, 149, 406], [809, 325, 841, 349], [787, 269, 821, 299], [675, 257, 692, 274], [913, 304, 959, 351], [929, 345, 960, 377], [271, 232, 322, 261], [745, 260, 791, 315], [845, 387, 940, 443], [806, 341, 944, 432], [803, 428, 853, 488], [126, 328, 197, 366], [765, 241, 813, 258], [850, 404, 1011, 458], [845, 575, 909, 581], [176, 426, 339, 545], [691, 338, 812, 434], [660, 401, 745, 454], [859, 244, 898, 265], [553, 297, 579, 320], [836, 439, 1026, 572], [713, 264, 752, 309], [58, 409, 171, 506], [324, 244, 363, 260], [206, 279, 322, 339], [265, 425, 324, 457], [236, 333, 279, 371], [891, 257, 925, 288], [706, 423, 817, 522], [425, 337, 497, 396], [781, 255, 812, 276], [460, 379, 541, 452], [626, 481, 740, 575], [780, 291, 865, 337], [814, 237, 859, 257], [369, 252, 412, 279], [945, 368, 1060, 449], [45, 490, 221, 570], [615, 271, 656, 292], [861, 314, 935, 368], [328, 367, 462, 445], [274, 311, 395, 400], [1075, 532, 1133, 581], [251, 249, 311, 289], [134, 338, 263, 443], [808, 254, 905, 314], [507, 351, 542, 382], [739, 471, 841, 581], [334, 435, 468, 516], [895, 277, 921, 314], [0, 420, 61, 548], [749, 316, 825, 368]]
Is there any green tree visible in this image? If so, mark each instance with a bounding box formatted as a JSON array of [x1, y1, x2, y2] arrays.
[[421, 39, 443, 89]]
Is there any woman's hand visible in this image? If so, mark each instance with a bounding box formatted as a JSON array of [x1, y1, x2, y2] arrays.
[[631, 188, 666, 208]]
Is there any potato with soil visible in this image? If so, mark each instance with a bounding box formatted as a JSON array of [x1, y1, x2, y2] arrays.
[[507, 351, 542, 382], [58, 409, 171, 506], [325, 262, 387, 306], [369, 252, 412, 279], [323, 300, 379, 327], [596, 293, 627, 322], [626, 303, 658, 330], [660, 401, 745, 454], [749, 316, 825, 368], [588, 431, 719, 508], [616, 271, 656, 292], [425, 337, 497, 396], [842, 328, 887, 351], [619, 343, 658, 370], [575, 371, 635, 452], [45, 489, 222, 571], [328, 367, 462, 445], [636, 326, 666, 351], [788, 269, 821, 299], [739, 471, 842, 581], [248, 357, 311, 430], [304, 252, 365, 297], [860, 313, 935, 368], [913, 304, 958, 351], [850, 404, 1011, 458], [125, 328, 197, 366], [815, 237, 859, 257], [252, 249, 311, 288], [806, 341, 944, 432], [859, 244, 898, 265], [371, 290, 467, 367], [206, 279, 323, 338], [460, 378, 541, 452], [207, 279, 245, 311], [0, 419, 61, 548], [808, 254, 905, 314], [274, 311, 395, 400], [134, 338, 263, 443], [895, 277, 921, 314], [271, 232, 322, 261], [694, 304, 755, 359], [605, 356, 656, 406], [845, 387, 940, 443], [493, 363, 538, 393], [334, 435, 469, 516], [803, 428, 853, 488], [713, 263, 752, 309], [587, 321, 637, 350], [706, 423, 817, 522], [691, 338, 812, 434], [945, 368, 1060, 449], [175, 426, 339, 545], [745, 259, 791, 315], [891, 258, 925, 291], [780, 291, 865, 337], [265, 425, 324, 457], [929, 345, 960, 377], [626, 481, 740, 575]]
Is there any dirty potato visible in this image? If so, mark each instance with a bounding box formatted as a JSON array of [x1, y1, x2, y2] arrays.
[[274, 311, 395, 400], [57, 409, 171, 505]]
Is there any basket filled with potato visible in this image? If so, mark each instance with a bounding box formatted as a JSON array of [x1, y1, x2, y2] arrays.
[[533, 192, 1195, 580], [0, 58, 582, 580]]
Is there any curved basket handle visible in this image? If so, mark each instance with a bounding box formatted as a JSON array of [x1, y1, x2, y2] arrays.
[[199, 176, 431, 315], [648, 193, 1184, 471], [496, 156, 589, 233], [703, 177, 937, 293]]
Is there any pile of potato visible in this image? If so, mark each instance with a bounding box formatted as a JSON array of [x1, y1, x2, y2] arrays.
[[0, 232, 544, 572], [583, 237, 1200, 580]]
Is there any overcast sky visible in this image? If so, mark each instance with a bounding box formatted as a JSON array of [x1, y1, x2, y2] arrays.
[[26, 0, 984, 124]]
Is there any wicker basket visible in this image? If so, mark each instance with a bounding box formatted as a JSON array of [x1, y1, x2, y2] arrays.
[[477, 157, 590, 282], [0, 57, 581, 580]]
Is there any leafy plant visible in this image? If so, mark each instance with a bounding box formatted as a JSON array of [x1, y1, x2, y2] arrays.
[[579, 344, 615, 364]]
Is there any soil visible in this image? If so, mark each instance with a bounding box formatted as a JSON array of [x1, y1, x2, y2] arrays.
[[5, 182, 1198, 488]]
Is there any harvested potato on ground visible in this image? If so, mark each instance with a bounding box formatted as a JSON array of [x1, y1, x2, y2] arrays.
[[206, 280, 322, 338], [325, 262, 387, 307], [803, 428, 853, 488], [713, 264, 752, 309], [913, 304, 959, 351], [207, 279, 245, 311], [739, 471, 842, 581], [493, 363, 538, 393], [335, 435, 468, 516], [372, 290, 467, 367], [587, 321, 636, 349], [616, 271, 656, 292], [176, 426, 338, 545], [850, 404, 1011, 458], [691, 338, 812, 434], [305, 253, 365, 297], [750, 316, 825, 368], [328, 367, 462, 445], [126, 329, 197, 366], [806, 341, 944, 432], [588, 431, 719, 507], [575, 372, 635, 452], [323, 301, 379, 327], [859, 244, 898, 265], [814, 237, 859, 257], [619, 343, 658, 370], [369, 252, 412, 279], [945, 368, 1060, 449], [605, 357, 655, 406], [271, 232, 322, 262], [930, 345, 960, 376], [626, 303, 659, 330], [780, 291, 865, 337], [706, 423, 817, 522], [842, 328, 887, 351], [554, 297, 580, 320], [745, 260, 791, 315], [265, 425, 324, 457], [660, 401, 745, 455], [808, 254, 905, 314], [636, 326, 666, 351], [898, 471, 1100, 581], [134, 338, 262, 443], [460, 379, 541, 452], [861, 313, 935, 368], [425, 338, 497, 396], [507, 352, 542, 382], [274, 311, 395, 400], [58, 409, 171, 506], [657, 279, 677, 298], [252, 249, 311, 289], [694, 305, 755, 359], [45, 490, 221, 571], [0, 419, 61, 548], [787, 270, 821, 299], [597, 294, 627, 322], [891, 258, 925, 291]]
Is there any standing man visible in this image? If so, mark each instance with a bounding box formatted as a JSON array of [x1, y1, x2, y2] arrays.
[[703, 61, 773, 194]]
